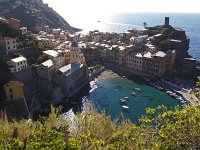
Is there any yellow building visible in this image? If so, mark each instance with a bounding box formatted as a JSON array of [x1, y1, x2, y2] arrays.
[[4, 81, 24, 100]]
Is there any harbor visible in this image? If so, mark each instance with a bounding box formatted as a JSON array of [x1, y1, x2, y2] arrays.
[[87, 70, 181, 123]]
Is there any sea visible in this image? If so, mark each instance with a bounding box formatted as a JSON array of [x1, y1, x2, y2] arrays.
[[70, 13, 200, 61], [65, 13, 199, 123]]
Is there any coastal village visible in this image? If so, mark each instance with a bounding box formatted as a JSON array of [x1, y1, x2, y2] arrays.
[[0, 16, 199, 121]]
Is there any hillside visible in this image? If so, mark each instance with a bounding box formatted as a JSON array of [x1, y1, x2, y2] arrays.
[[0, 0, 80, 33], [0, 105, 200, 149]]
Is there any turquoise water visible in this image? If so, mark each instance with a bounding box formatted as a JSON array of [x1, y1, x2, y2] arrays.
[[88, 77, 180, 123]]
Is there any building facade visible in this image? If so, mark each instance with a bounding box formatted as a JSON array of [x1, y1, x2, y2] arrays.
[[8, 18, 21, 30], [53, 41, 89, 97], [43, 50, 65, 69], [4, 81, 24, 100], [7, 56, 28, 73], [0, 37, 17, 55]]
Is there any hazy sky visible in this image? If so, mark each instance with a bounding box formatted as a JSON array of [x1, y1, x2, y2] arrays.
[[43, 0, 200, 22], [43, 0, 200, 14]]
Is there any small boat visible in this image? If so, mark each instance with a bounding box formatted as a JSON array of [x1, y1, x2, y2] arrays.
[[157, 86, 164, 91], [131, 92, 136, 96], [97, 20, 101, 22], [122, 105, 129, 109], [124, 97, 129, 99], [135, 88, 141, 91], [120, 98, 127, 103], [166, 91, 173, 94], [122, 76, 126, 78]]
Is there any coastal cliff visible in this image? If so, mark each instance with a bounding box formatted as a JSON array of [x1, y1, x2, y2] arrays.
[[0, 0, 79, 33], [147, 24, 190, 63]]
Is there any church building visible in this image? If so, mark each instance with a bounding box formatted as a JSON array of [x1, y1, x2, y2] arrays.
[[53, 39, 89, 97]]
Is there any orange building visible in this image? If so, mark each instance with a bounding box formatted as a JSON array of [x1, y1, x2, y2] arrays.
[[8, 18, 21, 30], [4, 81, 24, 100], [4, 81, 29, 120]]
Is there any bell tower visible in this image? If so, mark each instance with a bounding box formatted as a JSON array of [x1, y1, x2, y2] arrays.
[[70, 34, 81, 64]]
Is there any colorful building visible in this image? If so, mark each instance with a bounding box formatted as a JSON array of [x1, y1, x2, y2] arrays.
[[126, 50, 176, 78], [4, 81, 24, 100], [53, 41, 89, 97], [43, 50, 65, 69], [81, 47, 100, 63], [8, 18, 21, 30], [4, 81, 29, 120]]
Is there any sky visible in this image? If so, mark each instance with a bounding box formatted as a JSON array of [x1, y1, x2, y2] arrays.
[[43, 0, 200, 24]]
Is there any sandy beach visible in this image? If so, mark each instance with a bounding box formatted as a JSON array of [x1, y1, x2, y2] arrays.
[[96, 70, 119, 80]]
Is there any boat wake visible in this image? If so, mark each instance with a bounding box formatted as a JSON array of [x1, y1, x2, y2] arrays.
[[89, 80, 98, 93]]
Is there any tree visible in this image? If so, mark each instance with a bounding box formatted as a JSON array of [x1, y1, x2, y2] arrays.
[[196, 76, 200, 86], [143, 22, 147, 28]]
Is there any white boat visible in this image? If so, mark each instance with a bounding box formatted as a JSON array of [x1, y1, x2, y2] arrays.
[[120, 98, 127, 103], [132, 92, 136, 96], [166, 91, 173, 94], [122, 105, 129, 109], [124, 97, 129, 99], [135, 88, 141, 91], [122, 76, 126, 78]]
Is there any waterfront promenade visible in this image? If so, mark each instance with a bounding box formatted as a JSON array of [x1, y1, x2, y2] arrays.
[[176, 89, 200, 106]]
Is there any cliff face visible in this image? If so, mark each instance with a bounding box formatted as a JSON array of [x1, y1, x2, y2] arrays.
[[0, 0, 80, 33]]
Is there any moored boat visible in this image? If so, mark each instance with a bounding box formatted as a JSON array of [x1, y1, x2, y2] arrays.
[[120, 98, 127, 103], [166, 91, 173, 94], [122, 105, 129, 109], [131, 92, 136, 96], [135, 88, 141, 91]]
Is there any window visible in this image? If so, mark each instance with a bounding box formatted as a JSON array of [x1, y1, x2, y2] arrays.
[[10, 94, 13, 99], [13, 41, 15, 44], [13, 45, 15, 48], [8, 47, 10, 49], [7, 42, 10, 44], [9, 89, 12, 93]]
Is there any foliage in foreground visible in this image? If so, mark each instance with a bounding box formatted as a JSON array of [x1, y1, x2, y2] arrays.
[[0, 105, 200, 150]]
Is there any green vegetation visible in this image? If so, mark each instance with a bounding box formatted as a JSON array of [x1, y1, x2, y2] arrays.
[[0, 0, 78, 32], [0, 20, 18, 37], [148, 26, 171, 36], [159, 39, 174, 51], [0, 104, 200, 149], [0, 21, 51, 65], [0, 21, 39, 50], [196, 76, 200, 87]]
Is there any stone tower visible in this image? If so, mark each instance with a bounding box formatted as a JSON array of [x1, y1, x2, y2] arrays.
[[165, 17, 170, 27], [70, 41, 80, 64]]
